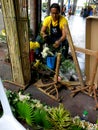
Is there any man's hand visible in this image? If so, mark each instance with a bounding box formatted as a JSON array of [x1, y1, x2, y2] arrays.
[[43, 35, 48, 40], [43, 34, 48, 39], [53, 40, 60, 48], [43, 35, 50, 43]]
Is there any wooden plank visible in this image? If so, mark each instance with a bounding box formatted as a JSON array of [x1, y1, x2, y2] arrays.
[[74, 46, 98, 58], [85, 17, 98, 84]]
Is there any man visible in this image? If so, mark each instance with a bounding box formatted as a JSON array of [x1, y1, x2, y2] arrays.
[[36, 3, 69, 59]]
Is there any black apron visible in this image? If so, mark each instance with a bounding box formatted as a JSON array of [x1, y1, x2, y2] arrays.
[[50, 19, 61, 42], [49, 19, 69, 59]]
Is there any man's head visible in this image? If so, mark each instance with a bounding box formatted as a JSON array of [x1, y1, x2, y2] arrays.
[[50, 3, 60, 21]]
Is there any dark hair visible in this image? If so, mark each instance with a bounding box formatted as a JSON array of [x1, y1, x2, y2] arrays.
[[50, 3, 60, 13]]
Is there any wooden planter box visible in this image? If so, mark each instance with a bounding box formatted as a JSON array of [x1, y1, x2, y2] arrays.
[[85, 16, 98, 85]]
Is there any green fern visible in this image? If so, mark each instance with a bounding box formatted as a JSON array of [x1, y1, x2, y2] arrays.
[[33, 107, 52, 129], [16, 101, 34, 126]]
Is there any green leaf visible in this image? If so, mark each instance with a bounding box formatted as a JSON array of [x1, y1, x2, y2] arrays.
[[33, 108, 52, 129], [16, 101, 34, 126]]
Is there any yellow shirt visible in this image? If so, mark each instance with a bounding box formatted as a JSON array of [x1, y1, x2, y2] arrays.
[[42, 15, 68, 31]]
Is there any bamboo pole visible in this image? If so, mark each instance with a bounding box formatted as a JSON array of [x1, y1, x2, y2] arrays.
[[67, 25, 84, 87], [54, 53, 61, 83]]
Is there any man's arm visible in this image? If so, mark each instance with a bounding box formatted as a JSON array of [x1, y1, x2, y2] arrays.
[[40, 25, 48, 38]]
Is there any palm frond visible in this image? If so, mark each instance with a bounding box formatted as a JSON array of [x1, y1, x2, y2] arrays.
[[33, 108, 52, 129], [16, 101, 34, 126]]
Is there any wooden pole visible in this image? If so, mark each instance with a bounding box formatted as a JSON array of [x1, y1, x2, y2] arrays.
[[14, 0, 31, 85], [54, 53, 61, 83], [1, 0, 25, 85], [1, 0, 31, 86], [30, 0, 38, 39], [67, 25, 84, 87]]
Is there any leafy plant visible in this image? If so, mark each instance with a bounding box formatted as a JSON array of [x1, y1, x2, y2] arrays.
[[6, 90, 19, 115], [70, 125, 86, 130], [0, 29, 7, 43], [60, 59, 76, 73], [48, 104, 72, 130], [0, 34, 6, 43], [59, 59, 77, 81], [16, 101, 34, 126], [0, 90, 97, 130], [15, 99, 52, 129], [32, 107, 52, 129]]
